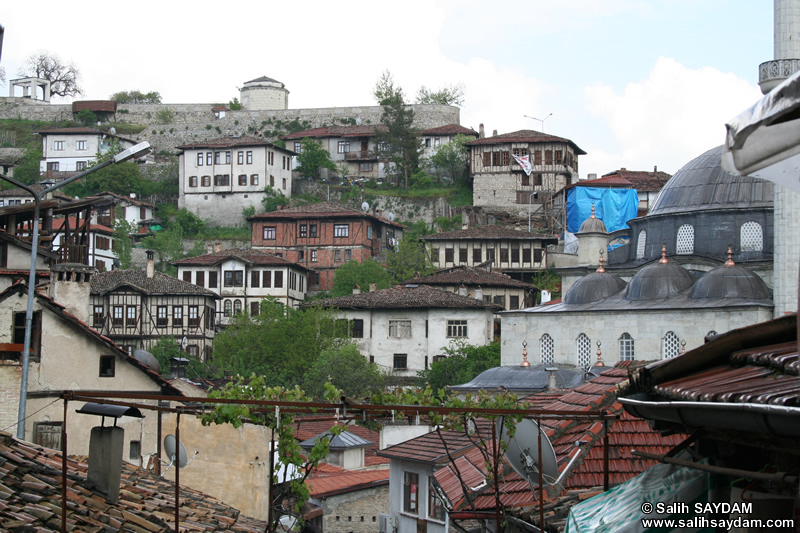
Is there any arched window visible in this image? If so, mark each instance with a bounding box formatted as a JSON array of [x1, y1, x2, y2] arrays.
[[619, 333, 635, 361], [636, 230, 647, 259], [233, 300, 243, 315], [224, 300, 232, 317], [540, 334, 554, 366], [740, 221, 763, 252], [676, 225, 694, 254], [577, 333, 591, 369], [663, 331, 680, 359]]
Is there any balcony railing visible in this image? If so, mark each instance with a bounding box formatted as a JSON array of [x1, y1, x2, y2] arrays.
[[344, 151, 377, 161]]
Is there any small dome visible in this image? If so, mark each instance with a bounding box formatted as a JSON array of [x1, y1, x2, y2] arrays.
[[625, 250, 694, 301], [690, 254, 771, 300], [564, 271, 626, 304], [578, 204, 607, 233]]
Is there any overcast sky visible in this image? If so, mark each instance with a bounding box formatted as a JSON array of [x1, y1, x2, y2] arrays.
[[1, 1, 771, 178]]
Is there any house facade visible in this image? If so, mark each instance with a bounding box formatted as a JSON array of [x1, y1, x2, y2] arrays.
[[418, 124, 478, 161], [420, 225, 557, 286], [171, 247, 311, 322], [49, 216, 117, 272], [466, 129, 586, 215], [37, 127, 140, 181], [177, 136, 295, 226], [310, 284, 500, 376], [90, 191, 156, 236], [249, 202, 405, 292], [0, 276, 183, 463], [282, 125, 388, 180], [0, 229, 56, 292], [90, 254, 219, 358]]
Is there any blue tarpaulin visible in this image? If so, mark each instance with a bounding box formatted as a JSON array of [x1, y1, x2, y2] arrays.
[[566, 187, 639, 234]]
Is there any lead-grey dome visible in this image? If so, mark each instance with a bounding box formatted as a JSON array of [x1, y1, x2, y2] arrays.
[[690, 262, 771, 300], [625, 258, 695, 301], [564, 271, 626, 304], [648, 146, 773, 216]]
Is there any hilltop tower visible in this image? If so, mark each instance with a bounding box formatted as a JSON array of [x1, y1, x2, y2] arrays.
[[239, 76, 289, 111]]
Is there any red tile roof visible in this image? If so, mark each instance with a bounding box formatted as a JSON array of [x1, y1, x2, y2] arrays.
[[0, 432, 267, 530], [464, 129, 586, 155], [308, 469, 390, 498], [248, 201, 405, 228], [175, 136, 294, 153], [377, 430, 475, 464], [171, 247, 313, 272], [419, 124, 479, 136], [292, 419, 389, 466], [601, 168, 672, 192], [312, 284, 503, 311], [421, 225, 557, 241], [405, 266, 534, 289], [281, 125, 388, 140]]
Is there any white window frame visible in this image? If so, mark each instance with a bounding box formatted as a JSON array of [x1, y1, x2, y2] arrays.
[[388, 319, 412, 338]]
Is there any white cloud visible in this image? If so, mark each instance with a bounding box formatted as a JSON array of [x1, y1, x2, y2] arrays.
[[582, 57, 762, 175]]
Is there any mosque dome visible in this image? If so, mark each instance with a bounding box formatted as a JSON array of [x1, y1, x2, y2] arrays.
[[564, 262, 626, 304], [625, 248, 695, 301], [578, 204, 607, 233], [647, 145, 773, 217], [690, 250, 771, 300]]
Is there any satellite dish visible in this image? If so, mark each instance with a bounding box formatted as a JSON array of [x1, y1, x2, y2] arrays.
[[132, 349, 160, 373], [162, 434, 197, 476], [497, 417, 558, 487], [361, 201, 370, 212], [387, 212, 395, 222], [109, 127, 116, 135], [180, 336, 188, 351]]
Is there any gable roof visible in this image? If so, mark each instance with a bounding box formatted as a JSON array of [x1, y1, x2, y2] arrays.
[[293, 419, 388, 467], [0, 280, 183, 396], [0, 431, 267, 530], [0, 229, 59, 260], [419, 124, 479, 136], [175, 136, 295, 155], [310, 284, 503, 311], [171, 248, 314, 272], [377, 430, 476, 465], [89, 191, 154, 208], [281, 124, 388, 140], [421, 224, 557, 241], [91, 268, 220, 298], [600, 168, 672, 192], [307, 464, 390, 499], [464, 129, 587, 155], [248, 201, 405, 228], [34, 127, 137, 145], [406, 266, 534, 289]]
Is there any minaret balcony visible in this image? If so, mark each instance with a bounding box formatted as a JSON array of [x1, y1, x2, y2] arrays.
[[758, 59, 800, 94]]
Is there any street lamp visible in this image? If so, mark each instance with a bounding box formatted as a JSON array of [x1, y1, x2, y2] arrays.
[[524, 113, 553, 133], [0, 141, 151, 439]]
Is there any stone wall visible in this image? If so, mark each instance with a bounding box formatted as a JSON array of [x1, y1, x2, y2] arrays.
[[0, 97, 460, 155], [318, 485, 390, 533], [0, 363, 21, 434], [773, 185, 799, 316]]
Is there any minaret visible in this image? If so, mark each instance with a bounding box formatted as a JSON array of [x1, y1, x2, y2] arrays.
[[765, 0, 800, 316]]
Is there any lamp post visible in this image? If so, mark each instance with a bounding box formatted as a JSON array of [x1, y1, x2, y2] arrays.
[[0, 141, 151, 439], [524, 113, 553, 133]]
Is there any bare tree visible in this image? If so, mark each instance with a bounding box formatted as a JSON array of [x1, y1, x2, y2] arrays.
[[18, 51, 82, 98]]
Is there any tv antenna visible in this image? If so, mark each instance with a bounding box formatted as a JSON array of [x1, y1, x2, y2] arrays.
[[162, 434, 198, 476], [524, 113, 553, 133], [497, 417, 558, 492]]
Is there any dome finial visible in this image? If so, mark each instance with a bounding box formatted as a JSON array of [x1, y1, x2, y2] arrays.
[[520, 341, 530, 367], [596, 249, 606, 273], [594, 340, 604, 367], [681, 339, 686, 354], [659, 244, 669, 264], [725, 246, 735, 267], [590, 202, 596, 219]]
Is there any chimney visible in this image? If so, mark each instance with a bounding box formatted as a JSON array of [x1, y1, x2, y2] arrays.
[[214, 241, 222, 254], [458, 284, 467, 297], [548, 369, 558, 390], [169, 357, 189, 379], [492, 129, 498, 137], [474, 286, 483, 300], [620, 167, 626, 171], [353, 284, 361, 295], [654, 165, 658, 172], [479, 123, 485, 138], [369, 283, 377, 292], [146, 250, 155, 279], [49, 264, 96, 324], [87, 426, 125, 503], [129, 192, 136, 199]]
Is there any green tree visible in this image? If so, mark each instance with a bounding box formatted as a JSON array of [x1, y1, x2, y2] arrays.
[[141, 225, 185, 274], [415, 83, 465, 107], [302, 344, 386, 399], [296, 137, 336, 178], [372, 69, 403, 104], [149, 336, 183, 376], [373, 70, 421, 189], [330, 259, 394, 297], [155, 107, 175, 124], [261, 185, 289, 213], [418, 341, 501, 390], [228, 97, 242, 110], [211, 299, 349, 386], [75, 109, 97, 126], [62, 142, 146, 197], [113, 217, 135, 269], [430, 133, 471, 185], [12, 145, 42, 185], [386, 238, 434, 283], [173, 208, 205, 237], [110, 90, 162, 104]]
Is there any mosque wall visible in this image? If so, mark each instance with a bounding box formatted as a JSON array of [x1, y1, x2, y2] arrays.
[[773, 186, 800, 316], [500, 305, 774, 367]]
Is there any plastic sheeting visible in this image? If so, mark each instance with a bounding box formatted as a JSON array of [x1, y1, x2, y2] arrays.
[[566, 187, 639, 234], [565, 458, 710, 533]]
